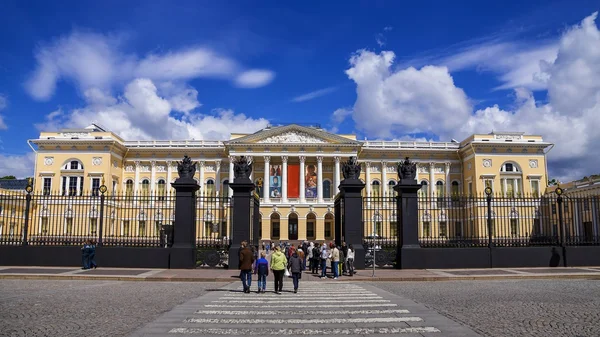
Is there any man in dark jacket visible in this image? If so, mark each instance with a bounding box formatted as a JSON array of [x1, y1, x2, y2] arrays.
[[239, 241, 255, 293]]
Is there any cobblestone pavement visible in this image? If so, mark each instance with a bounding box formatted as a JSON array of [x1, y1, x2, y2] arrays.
[[374, 280, 600, 337], [0, 280, 227, 337]]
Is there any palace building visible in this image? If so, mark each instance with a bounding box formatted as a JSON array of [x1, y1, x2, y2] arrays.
[[26, 123, 553, 242]]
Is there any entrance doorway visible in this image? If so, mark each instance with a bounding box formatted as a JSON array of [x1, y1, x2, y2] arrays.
[[289, 213, 298, 240]]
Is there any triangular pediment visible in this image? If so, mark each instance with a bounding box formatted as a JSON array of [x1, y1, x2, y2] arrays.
[[226, 125, 359, 146]]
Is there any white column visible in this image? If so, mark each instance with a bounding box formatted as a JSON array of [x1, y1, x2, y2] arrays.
[[365, 161, 371, 196], [300, 156, 306, 203], [151, 160, 157, 193], [166, 161, 172, 202], [381, 161, 388, 197], [317, 156, 323, 203], [334, 156, 341, 195], [228, 156, 234, 196], [199, 161, 205, 195], [429, 162, 435, 198], [282, 156, 288, 203], [263, 156, 271, 202], [134, 161, 141, 195], [445, 162, 451, 197], [215, 160, 221, 195], [503, 178, 508, 197]]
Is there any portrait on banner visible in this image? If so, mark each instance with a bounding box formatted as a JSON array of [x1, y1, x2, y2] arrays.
[[270, 165, 282, 198], [305, 164, 317, 198]]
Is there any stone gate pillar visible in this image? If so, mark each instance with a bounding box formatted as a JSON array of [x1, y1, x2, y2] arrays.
[[394, 157, 422, 269], [336, 157, 366, 269], [171, 155, 200, 269], [228, 156, 255, 269]]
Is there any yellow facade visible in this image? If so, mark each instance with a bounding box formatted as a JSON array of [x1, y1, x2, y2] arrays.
[[21, 123, 553, 242]]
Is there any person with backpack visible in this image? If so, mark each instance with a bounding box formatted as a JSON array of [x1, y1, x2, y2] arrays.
[[255, 251, 269, 293], [287, 248, 302, 293], [270, 246, 287, 294]]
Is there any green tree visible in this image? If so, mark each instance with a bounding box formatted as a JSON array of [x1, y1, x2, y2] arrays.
[[0, 175, 16, 180]]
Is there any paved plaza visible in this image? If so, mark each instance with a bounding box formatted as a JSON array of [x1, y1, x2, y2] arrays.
[[1, 277, 600, 337]]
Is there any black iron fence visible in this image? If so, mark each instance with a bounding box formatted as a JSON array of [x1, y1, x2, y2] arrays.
[[0, 190, 232, 252], [361, 193, 600, 267]]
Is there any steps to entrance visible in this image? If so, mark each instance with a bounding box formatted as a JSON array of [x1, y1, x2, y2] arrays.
[[128, 281, 481, 337]]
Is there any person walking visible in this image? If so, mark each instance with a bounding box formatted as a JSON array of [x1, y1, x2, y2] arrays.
[[270, 246, 287, 294], [287, 249, 302, 293], [347, 244, 355, 276], [319, 243, 328, 279], [255, 251, 269, 293], [331, 244, 340, 280], [81, 240, 91, 270], [89, 240, 98, 269], [307, 242, 314, 272], [239, 241, 254, 293]]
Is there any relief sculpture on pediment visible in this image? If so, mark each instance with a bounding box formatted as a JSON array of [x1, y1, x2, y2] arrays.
[[258, 131, 326, 144]]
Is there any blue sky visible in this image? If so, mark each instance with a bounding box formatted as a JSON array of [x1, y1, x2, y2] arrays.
[[1, 0, 599, 181]]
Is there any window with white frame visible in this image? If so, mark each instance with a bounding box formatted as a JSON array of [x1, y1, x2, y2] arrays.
[[62, 176, 84, 196], [371, 180, 380, 197], [141, 179, 150, 196], [484, 178, 494, 193], [530, 179, 540, 197], [157, 179, 166, 200], [222, 179, 230, 198], [125, 179, 134, 197], [63, 160, 84, 170], [205, 179, 215, 195], [420, 180, 429, 197], [500, 162, 522, 198], [388, 180, 396, 197], [43, 177, 52, 196], [91, 178, 101, 196]]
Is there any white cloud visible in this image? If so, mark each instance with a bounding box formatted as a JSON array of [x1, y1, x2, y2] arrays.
[[234, 69, 275, 88], [37, 78, 268, 141], [346, 50, 472, 139], [25, 30, 275, 101], [346, 12, 600, 182], [292, 87, 337, 102], [328, 107, 353, 133], [0, 153, 35, 178], [0, 94, 7, 130]]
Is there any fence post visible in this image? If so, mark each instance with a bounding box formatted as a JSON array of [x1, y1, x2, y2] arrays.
[[337, 157, 366, 269], [170, 156, 201, 269], [228, 156, 255, 269], [394, 158, 421, 269], [22, 182, 33, 246], [98, 180, 107, 246], [556, 187, 567, 267], [485, 187, 493, 268]]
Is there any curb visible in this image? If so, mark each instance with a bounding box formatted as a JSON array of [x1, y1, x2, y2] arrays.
[[1, 274, 599, 282]]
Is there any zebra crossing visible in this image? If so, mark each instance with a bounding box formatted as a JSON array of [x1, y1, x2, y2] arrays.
[[129, 281, 481, 337]]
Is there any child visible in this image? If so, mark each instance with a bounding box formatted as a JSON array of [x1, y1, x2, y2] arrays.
[[255, 251, 269, 293]]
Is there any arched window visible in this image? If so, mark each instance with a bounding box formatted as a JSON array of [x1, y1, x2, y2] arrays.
[[271, 213, 280, 239], [500, 162, 523, 198], [324, 213, 334, 240], [420, 180, 429, 198], [141, 179, 150, 196], [63, 160, 84, 170], [157, 179, 166, 199], [288, 213, 298, 240], [451, 181, 460, 196], [205, 179, 215, 196], [61, 159, 84, 196], [371, 180, 380, 197], [306, 213, 316, 240], [223, 179, 229, 198], [436, 181, 444, 197], [388, 180, 397, 197], [323, 180, 332, 199], [125, 179, 134, 197]]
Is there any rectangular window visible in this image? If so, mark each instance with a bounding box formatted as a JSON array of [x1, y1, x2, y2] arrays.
[[324, 222, 332, 239], [531, 180, 540, 197], [90, 218, 97, 235], [439, 221, 447, 237], [123, 220, 130, 236], [468, 182, 473, 197], [65, 218, 73, 234], [272, 221, 280, 239], [43, 178, 52, 196], [138, 220, 146, 236], [484, 179, 494, 193], [423, 221, 430, 237], [454, 221, 462, 237], [510, 219, 518, 236], [91, 178, 100, 196], [41, 217, 48, 234], [306, 221, 315, 239], [69, 177, 78, 196]]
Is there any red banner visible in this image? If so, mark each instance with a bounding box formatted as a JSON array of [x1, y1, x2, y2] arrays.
[[287, 164, 299, 198]]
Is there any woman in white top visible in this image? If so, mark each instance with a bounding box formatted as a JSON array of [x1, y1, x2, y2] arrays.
[[346, 244, 355, 276]]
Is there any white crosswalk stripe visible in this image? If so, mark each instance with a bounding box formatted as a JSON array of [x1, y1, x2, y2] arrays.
[[163, 282, 443, 335]]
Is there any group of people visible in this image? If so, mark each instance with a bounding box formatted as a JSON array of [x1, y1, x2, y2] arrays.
[[239, 240, 355, 293], [81, 239, 97, 270]]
